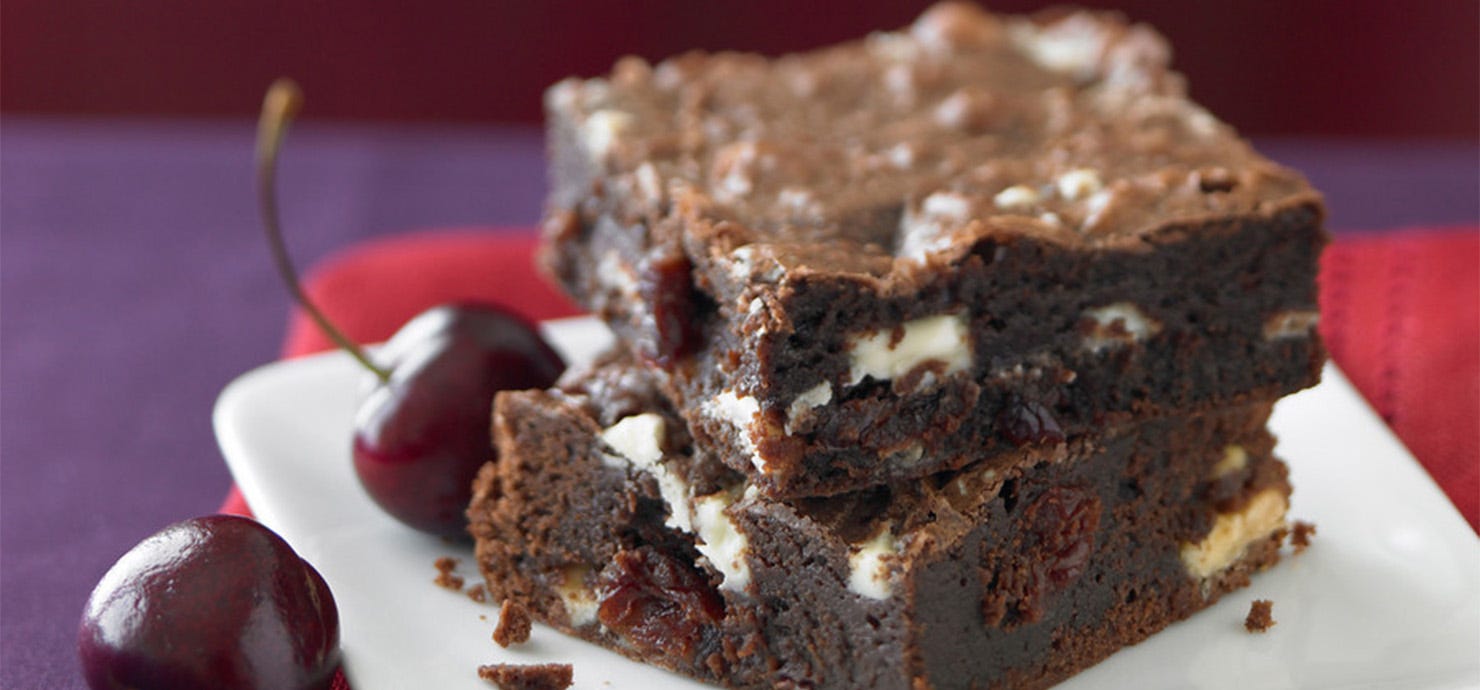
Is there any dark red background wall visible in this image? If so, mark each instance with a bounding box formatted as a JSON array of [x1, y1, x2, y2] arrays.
[[3, 0, 1476, 138]]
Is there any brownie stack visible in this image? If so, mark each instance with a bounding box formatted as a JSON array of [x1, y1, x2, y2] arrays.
[[468, 4, 1327, 689]]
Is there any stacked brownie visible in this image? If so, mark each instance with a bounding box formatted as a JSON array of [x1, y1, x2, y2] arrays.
[[469, 4, 1326, 689]]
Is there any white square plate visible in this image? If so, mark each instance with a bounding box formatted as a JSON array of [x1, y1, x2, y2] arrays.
[[215, 316, 1480, 690]]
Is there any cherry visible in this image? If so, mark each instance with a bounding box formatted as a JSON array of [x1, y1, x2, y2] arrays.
[[980, 484, 1102, 627], [352, 304, 564, 536], [78, 515, 340, 690], [1025, 485, 1101, 589], [255, 80, 565, 537], [596, 546, 724, 663], [636, 248, 701, 367], [996, 396, 1065, 446]]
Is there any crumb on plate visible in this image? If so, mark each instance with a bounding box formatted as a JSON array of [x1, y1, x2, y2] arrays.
[[477, 662, 573, 690], [493, 599, 533, 648], [1244, 599, 1275, 632], [1291, 520, 1316, 554], [434, 556, 465, 590]]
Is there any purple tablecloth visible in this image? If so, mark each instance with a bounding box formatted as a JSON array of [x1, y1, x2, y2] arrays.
[[2, 116, 1476, 688]]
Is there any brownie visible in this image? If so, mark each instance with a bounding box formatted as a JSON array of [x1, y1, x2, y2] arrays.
[[468, 355, 1291, 690], [434, 556, 465, 590], [1290, 519, 1316, 554], [493, 599, 533, 648], [1244, 599, 1275, 633], [477, 663, 573, 690], [539, 2, 1327, 498]]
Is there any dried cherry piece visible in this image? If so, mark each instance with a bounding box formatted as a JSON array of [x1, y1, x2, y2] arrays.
[[637, 250, 700, 367], [979, 484, 1102, 628], [980, 557, 1052, 626], [1026, 485, 1102, 589], [997, 397, 1065, 446], [596, 547, 723, 661]]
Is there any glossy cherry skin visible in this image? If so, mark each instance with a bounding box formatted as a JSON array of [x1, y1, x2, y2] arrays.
[[78, 515, 340, 690], [352, 303, 565, 538]]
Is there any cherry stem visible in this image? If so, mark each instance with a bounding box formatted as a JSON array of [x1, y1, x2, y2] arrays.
[[255, 79, 390, 383]]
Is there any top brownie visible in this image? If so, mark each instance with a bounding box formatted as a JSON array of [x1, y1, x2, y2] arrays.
[[541, 2, 1327, 498]]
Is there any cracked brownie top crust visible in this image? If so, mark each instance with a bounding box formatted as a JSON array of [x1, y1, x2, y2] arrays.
[[547, 1, 1321, 273]]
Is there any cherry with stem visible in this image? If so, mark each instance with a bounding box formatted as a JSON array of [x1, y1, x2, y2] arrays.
[[255, 79, 565, 538]]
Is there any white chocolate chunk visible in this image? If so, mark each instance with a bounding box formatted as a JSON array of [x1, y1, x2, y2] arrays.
[[887, 142, 916, 169], [993, 184, 1039, 210], [778, 187, 817, 213], [601, 414, 694, 532], [865, 30, 919, 62], [555, 565, 598, 627], [602, 417, 754, 593], [934, 88, 994, 130], [693, 492, 751, 592], [1011, 20, 1103, 75], [728, 246, 758, 280], [848, 527, 903, 600], [634, 162, 663, 202], [884, 64, 916, 100], [1081, 188, 1115, 230], [719, 167, 753, 198], [847, 313, 972, 385], [728, 245, 784, 282], [704, 391, 766, 473], [1184, 106, 1220, 139], [1081, 302, 1162, 352], [1212, 445, 1248, 478], [581, 110, 633, 161], [1055, 168, 1103, 200], [1180, 488, 1288, 579], [785, 381, 834, 433], [910, 2, 1001, 51], [712, 141, 769, 200], [923, 191, 972, 220], [597, 250, 637, 299], [896, 192, 973, 263], [1263, 310, 1320, 340], [600, 413, 665, 469]]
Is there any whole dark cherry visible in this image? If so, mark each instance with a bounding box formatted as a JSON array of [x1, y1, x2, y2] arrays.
[[352, 304, 563, 536], [78, 515, 340, 690], [255, 80, 565, 537]]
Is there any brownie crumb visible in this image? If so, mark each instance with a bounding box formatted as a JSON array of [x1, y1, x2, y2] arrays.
[[1244, 599, 1275, 632], [477, 663, 572, 690], [493, 599, 533, 648], [467, 583, 490, 603], [1290, 520, 1316, 554], [434, 556, 464, 590]]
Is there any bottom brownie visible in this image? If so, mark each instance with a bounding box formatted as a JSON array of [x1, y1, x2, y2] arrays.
[[469, 356, 1290, 690]]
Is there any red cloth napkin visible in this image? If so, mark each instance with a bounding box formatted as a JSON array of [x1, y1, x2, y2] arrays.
[[219, 225, 1477, 689], [1317, 228, 1479, 529]]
